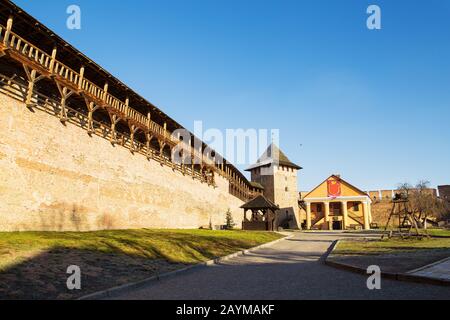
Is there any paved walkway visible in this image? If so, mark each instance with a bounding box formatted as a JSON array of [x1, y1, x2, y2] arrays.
[[112, 232, 450, 300], [411, 258, 450, 281]]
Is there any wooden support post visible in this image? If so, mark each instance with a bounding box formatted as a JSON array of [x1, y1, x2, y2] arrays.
[[49, 47, 57, 73], [159, 140, 166, 165], [191, 154, 195, 179], [26, 69, 36, 106], [109, 114, 120, 144], [181, 151, 186, 175], [55, 82, 74, 122], [103, 83, 109, 102], [124, 98, 130, 119], [84, 99, 97, 134], [23, 65, 45, 108], [130, 124, 137, 152], [170, 146, 175, 170], [146, 133, 153, 160], [78, 66, 85, 90], [4, 16, 13, 46]]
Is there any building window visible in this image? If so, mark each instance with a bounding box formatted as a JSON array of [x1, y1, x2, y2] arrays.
[[316, 204, 323, 212], [353, 203, 359, 211], [285, 187, 289, 192]]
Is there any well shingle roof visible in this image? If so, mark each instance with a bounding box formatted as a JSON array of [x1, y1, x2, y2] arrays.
[[241, 195, 279, 210]]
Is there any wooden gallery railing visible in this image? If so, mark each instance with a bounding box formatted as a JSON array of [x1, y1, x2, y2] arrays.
[[0, 18, 256, 202]]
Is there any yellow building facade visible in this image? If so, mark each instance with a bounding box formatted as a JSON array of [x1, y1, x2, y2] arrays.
[[303, 175, 372, 230]]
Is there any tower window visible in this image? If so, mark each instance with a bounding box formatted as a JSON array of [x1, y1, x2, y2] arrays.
[[285, 187, 289, 192]]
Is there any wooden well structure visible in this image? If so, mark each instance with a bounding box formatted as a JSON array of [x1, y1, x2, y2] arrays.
[[241, 195, 279, 231]]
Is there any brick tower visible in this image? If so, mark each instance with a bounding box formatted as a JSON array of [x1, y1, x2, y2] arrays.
[[246, 144, 302, 229]]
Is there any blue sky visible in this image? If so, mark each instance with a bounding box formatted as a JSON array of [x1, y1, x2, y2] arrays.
[[13, 0, 450, 191]]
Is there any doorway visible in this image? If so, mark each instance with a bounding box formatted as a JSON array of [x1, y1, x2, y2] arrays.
[[332, 221, 343, 230]]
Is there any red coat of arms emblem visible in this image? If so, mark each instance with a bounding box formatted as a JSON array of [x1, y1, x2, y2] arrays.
[[327, 180, 341, 198]]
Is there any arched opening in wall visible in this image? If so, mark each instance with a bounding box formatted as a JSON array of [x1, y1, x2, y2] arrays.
[[0, 58, 33, 98], [133, 128, 147, 151], [193, 164, 202, 176], [0, 57, 26, 81], [35, 78, 59, 103], [162, 145, 172, 162], [205, 167, 215, 185], [182, 153, 193, 168], [66, 94, 89, 126], [171, 148, 184, 167], [115, 119, 131, 146], [148, 137, 161, 153], [92, 107, 111, 138]]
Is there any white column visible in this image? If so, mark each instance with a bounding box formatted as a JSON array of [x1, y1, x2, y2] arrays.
[[306, 202, 312, 230], [324, 202, 330, 230], [363, 201, 370, 230], [341, 201, 348, 230]]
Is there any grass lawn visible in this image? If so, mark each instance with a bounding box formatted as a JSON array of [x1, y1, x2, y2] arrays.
[[0, 229, 282, 300], [336, 238, 450, 255], [426, 229, 450, 237], [330, 237, 450, 274]]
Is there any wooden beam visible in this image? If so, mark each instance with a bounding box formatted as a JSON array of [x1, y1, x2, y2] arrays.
[[23, 64, 45, 107], [109, 113, 120, 145], [103, 83, 109, 102], [3, 16, 13, 46], [84, 98, 100, 134], [78, 66, 85, 90], [55, 81, 74, 122], [146, 133, 153, 160], [130, 124, 137, 152], [49, 47, 57, 74]]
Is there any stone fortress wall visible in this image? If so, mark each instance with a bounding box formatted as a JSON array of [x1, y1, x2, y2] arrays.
[[367, 188, 438, 202], [0, 93, 243, 231]]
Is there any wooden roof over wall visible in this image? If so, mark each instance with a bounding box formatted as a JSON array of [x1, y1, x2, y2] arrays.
[[0, 0, 209, 155], [0, 0, 258, 189]]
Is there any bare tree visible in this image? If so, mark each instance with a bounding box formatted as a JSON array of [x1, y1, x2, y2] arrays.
[[406, 180, 444, 229], [396, 182, 413, 200]]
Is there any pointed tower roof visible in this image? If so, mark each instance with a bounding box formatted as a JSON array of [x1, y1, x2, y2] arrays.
[[245, 144, 302, 171]]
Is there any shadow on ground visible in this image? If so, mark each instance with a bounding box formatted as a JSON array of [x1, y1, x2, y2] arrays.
[[0, 247, 188, 300], [0, 229, 281, 300]]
